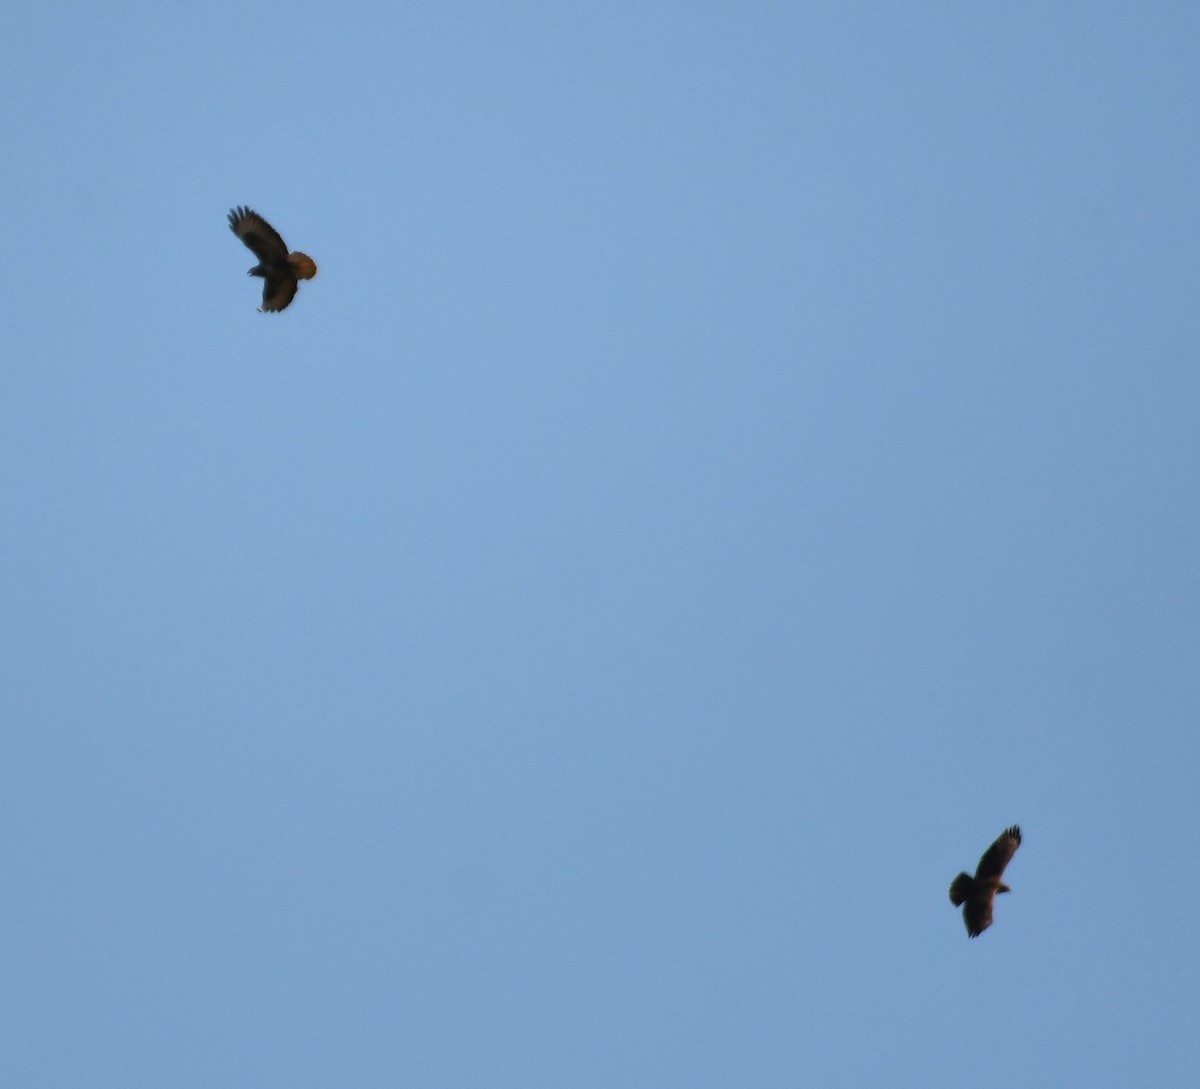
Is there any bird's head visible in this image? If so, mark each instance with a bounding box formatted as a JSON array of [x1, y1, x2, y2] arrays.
[[997, 882, 1012, 894]]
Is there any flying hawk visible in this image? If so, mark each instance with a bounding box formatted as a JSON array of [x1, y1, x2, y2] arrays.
[[228, 206, 317, 312], [949, 825, 1022, 938]]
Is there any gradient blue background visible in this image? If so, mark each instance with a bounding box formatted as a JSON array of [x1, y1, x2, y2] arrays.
[[3, 3, 1198, 1086]]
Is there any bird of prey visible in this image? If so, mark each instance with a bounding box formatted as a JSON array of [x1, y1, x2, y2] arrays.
[[228, 206, 317, 312], [949, 825, 1022, 938]]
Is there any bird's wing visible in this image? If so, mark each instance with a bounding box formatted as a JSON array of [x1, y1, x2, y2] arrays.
[[229, 206, 289, 263], [963, 896, 994, 938], [975, 825, 1021, 882], [259, 271, 299, 312]]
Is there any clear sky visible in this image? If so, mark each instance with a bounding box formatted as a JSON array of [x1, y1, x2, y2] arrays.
[[3, 3, 1198, 1086]]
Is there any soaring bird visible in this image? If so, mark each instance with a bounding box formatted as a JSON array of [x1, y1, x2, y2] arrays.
[[949, 825, 1022, 937], [228, 206, 317, 312]]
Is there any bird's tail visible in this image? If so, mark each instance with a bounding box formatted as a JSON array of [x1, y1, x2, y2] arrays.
[[289, 252, 318, 280], [948, 872, 974, 906]]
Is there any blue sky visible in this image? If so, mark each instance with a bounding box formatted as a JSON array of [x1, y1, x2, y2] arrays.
[[3, 3, 1198, 1086]]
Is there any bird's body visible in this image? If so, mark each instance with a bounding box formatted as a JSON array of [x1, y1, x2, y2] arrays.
[[228, 207, 317, 312], [949, 825, 1021, 937]]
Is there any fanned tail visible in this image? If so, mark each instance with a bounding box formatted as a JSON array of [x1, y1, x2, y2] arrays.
[[949, 872, 974, 906]]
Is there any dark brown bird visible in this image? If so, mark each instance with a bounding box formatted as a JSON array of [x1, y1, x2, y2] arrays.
[[228, 206, 317, 312], [949, 825, 1022, 937]]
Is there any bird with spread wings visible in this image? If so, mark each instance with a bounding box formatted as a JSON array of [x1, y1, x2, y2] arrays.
[[228, 207, 317, 312], [949, 825, 1022, 938]]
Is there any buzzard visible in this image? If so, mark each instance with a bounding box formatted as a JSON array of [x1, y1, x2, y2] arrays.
[[228, 206, 317, 312], [949, 825, 1021, 938]]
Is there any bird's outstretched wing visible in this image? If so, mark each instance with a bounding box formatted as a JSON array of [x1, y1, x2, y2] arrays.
[[962, 897, 994, 938], [228, 206, 289, 263], [974, 825, 1021, 882], [259, 273, 299, 312]]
